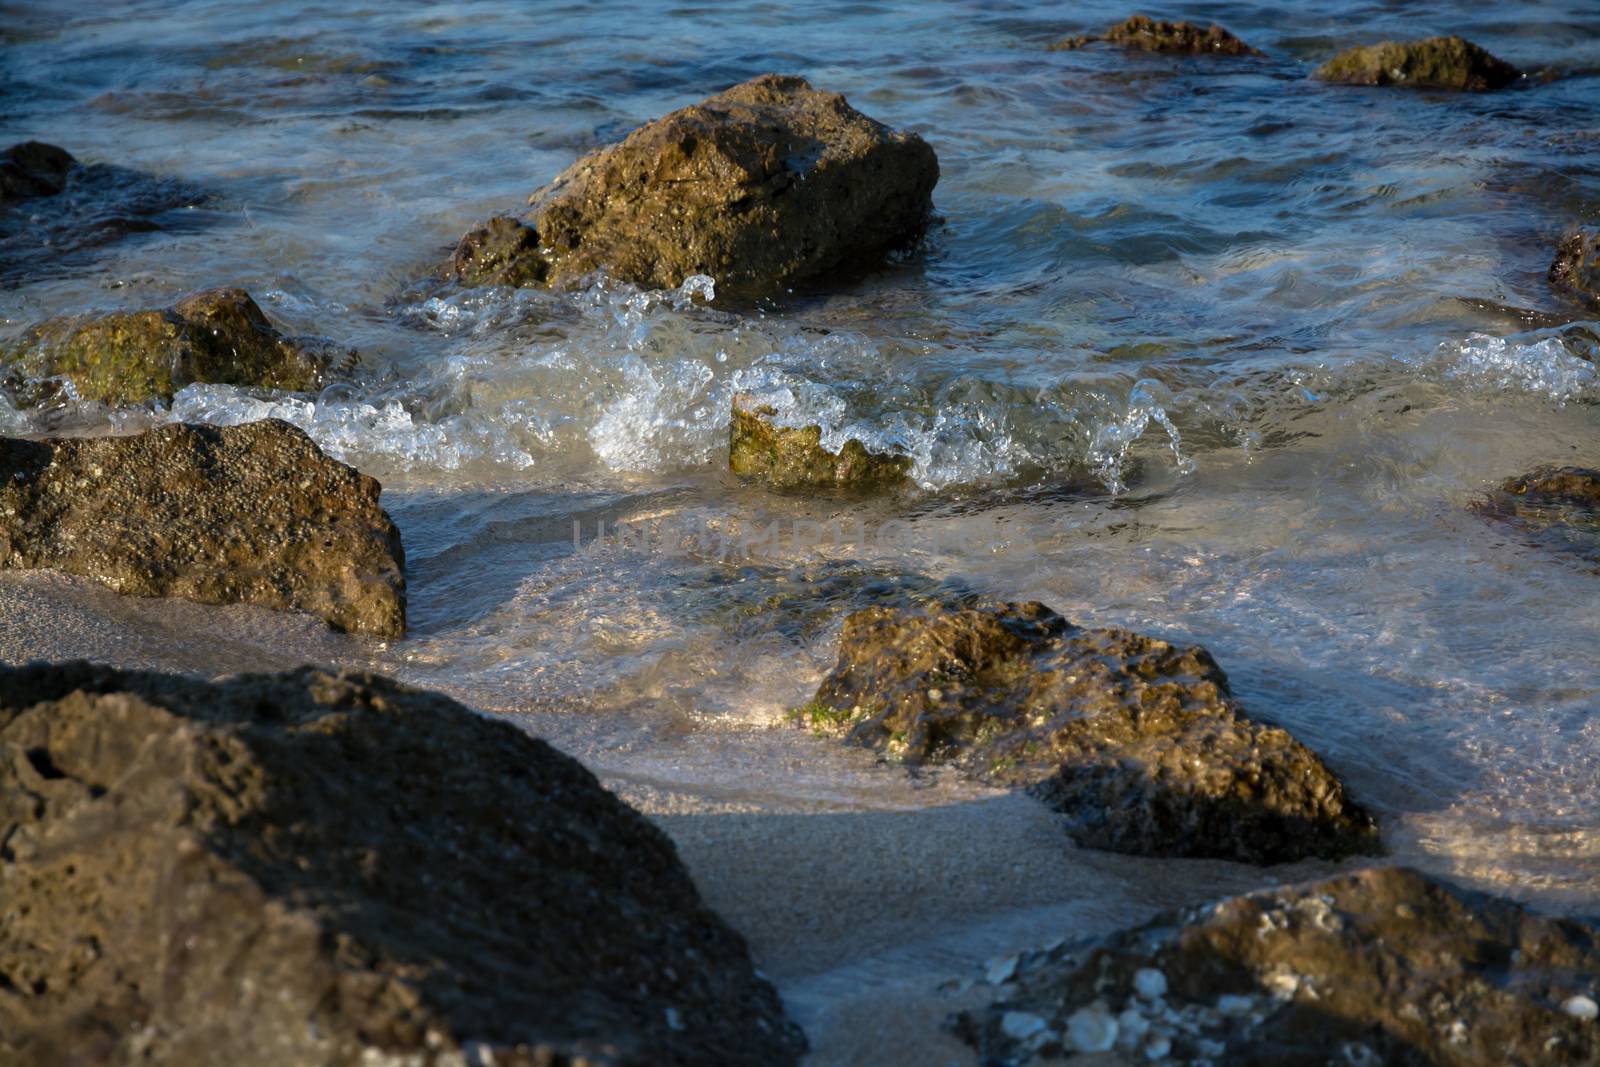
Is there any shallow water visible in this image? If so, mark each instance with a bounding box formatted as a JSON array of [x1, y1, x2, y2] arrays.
[[4, 1, 1600, 1061]]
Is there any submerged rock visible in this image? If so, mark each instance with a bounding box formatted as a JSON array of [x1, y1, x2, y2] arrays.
[[1550, 229, 1600, 310], [959, 866, 1600, 1066], [0, 419, 405, 635], [1049, 15, 1262, 57], [0, 141, 76, 200], [1477, 466, 1600, 564], [729, 392, 912, 491], [0, 662, 805, 1067], [4, 287, 340, 406], [1314, 36, 1522, 91], [451, 73, 938, 301], [798, 600, 1378, 862]]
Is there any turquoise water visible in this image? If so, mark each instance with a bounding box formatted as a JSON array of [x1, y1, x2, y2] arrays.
[[3, 3, 1600, 1058]]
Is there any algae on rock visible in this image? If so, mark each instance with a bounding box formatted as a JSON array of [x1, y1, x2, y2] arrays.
[[803, 600, 1379, 863], [1049, 15, 1261, 56], [0, 419, 406, 636], [729, 393, 912, 491], [1314, 36, 1522, 91], [1550, 229, 1600, 310], [451, 74, 939, 301], [5, 287, 340, 406]]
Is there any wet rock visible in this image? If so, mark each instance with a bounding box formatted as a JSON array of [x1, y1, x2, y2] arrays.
[[0, 419, 405, 635], [798, 600, 1378, 862], [959, 866, 1600, 1066], [1049, 15, 1262, 57], [1477, 466, 1600, 565], [1550, 229, 1600, 310], [729, 392, 912, 491], [0, 141, 76, 200], [4, 287, 341, 406], [0, 661, 805, 1067], [1314, 36, 1522, 92], [451, 74, 938, 301]]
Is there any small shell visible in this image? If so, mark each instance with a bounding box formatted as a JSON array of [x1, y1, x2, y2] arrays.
[[1564, 995, 1599, 1022]]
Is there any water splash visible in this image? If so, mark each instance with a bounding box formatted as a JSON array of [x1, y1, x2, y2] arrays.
[[1087, 378, 1195, 494]]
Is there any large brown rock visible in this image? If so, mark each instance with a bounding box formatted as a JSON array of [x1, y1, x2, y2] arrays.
[[1314, 36, 1522, 91], [958, 866, 1600, 1065], [0, 141, 76, 201], [797, 600, 1378, 863], [5, 287, 340, 406], [0, 419, 405, 636], [450, 74, 939, 301], [0, 662, 806, 1067], [1049, 15, 1262, 56], [729, 392, 911, 491], [1550, 229, 1600, 310]]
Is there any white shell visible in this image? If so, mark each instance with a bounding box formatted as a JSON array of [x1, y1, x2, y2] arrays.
[[1564, 995, 1599, 1022], [1133, 967, 1168, 999], [1001, 1011, 1048, 1041]]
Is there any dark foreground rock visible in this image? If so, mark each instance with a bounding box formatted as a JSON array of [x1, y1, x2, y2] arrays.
[[5, 287, 342, 406], [0, 662, 805, 1067], [797, 600, 1377, 863], [957, 866, 1600, 1065], [1550, 229, 1600, 310], [0, 419, 405, 635], [1049, 15, 1262, 56], [729, 392, 912, 491], [0, 141, 76, 200], [1314, 36, 1522, 91], [450, 74, 939, 301]]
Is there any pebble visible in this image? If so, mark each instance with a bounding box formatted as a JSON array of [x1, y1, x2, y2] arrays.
[[1001, 1011, 1048, 1042], [986, 954, 1018, 985], [1066, 1005, 1118, 1052], [1216, 993, 1253, 1017], [1134, 967, 1168, 999]]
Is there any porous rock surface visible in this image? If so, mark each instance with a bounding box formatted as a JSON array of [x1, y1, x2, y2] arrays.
[[0, 661, 805, 1067], [1314, 36, 1522, 91], [799, 600, 1378, 863], [5, 286, 339, 406], [0, 419, 405, 635], [451, 74, 939, 301], [958, 866, 1600, 1065], [729, 392, 912, 491]]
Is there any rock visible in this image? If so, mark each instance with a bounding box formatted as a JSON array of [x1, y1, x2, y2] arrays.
[[729, 392, 912, 491], [0, 141, 76, 200], [1550, 229, 1600, 310], [797, 600, 1378, 862], [958, 866, 1600, 1066], [0, 419, 405, 636], [1049, 15, 1262, 57], [4, 287, 341, 406], [450, 74, 938, 301], [0, 661, 805, 1067], [1476, 466, 1600, 564], [1314, 36, 1522, 92]]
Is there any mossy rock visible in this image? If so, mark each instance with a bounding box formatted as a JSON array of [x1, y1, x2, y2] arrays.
[[0, 141, 75, 201], [804, 599, 1379, 863], [1049, 14, 1261, 56], [729, 392, 912, 492], [449, 74, 938, 301], [1314, 35, 1522, 91], [1475, 466, 1600, 564], [5, 287, 341, 406], [960, 866, 1600, 1066], [1550, 229, 1600, 310]]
